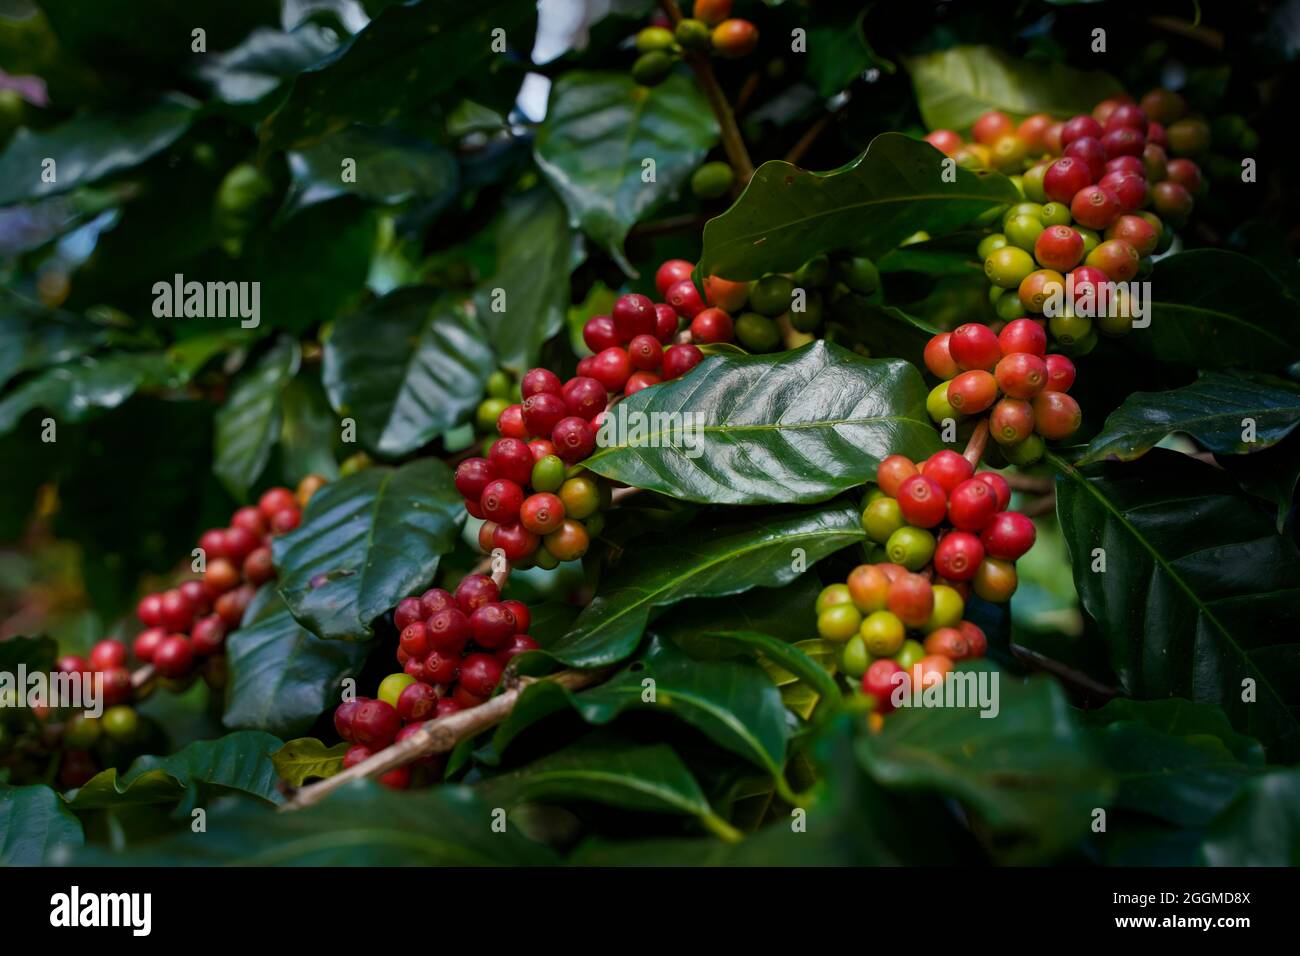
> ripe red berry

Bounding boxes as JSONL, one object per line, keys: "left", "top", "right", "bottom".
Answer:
{"left": 924, "top": 333, "right": 959, "bottom": 380}
{"left": 1106, "top": 103, "right": 1148, "bottom": 134}
{"left": 191, "top": 615, "right": 226, "bottom": 656}
{"left": 489, "top": 437, "right": 534, "bottom": 485}
{"left": 497, "top": 403, "right": 528, "bottom": 439}
{"left": 920, "top": 450, "right": 972, "bottom": 494}
{"left": 1106, "top": 214, "right": 1159, "bottom": 257}
{"left": 948, "top": 323, "right": 1001, "bottom": 371}
{"left": 270, "top": 508, "right": 300, "bottom": 534}
{"left": 521, "top": 368, "right": 562, "bottom": 398}
{"left": 896, "top": 475, "right": 948, "bottom": 528}
{"left": 1034, "top": 225, "right": 1085, "bottom": 272}
{"left": 101, "top": 667, "right": 132, "bottom": 707}
{"left": 179, "top": 580, "right": 211, "bottom": 614}
{"left": 198, "top": 529, "right": 227, "bottom": 561}
{"left": 470, "top": 602, "right": 517, "bottom": 650}
{"left": 627, "top": 334, "right": 663, "bottom": 370}
{"left": 454, "top": 574, "right": 499, "bottom": 614}
{"left": 877, "top": 454, "right": 919, "bottom": 497}
{"left": 689, "top": 307, "right": 733, "bottom": 344}
{"left": 480, "top": 478, "right": 524, "bottom": 524}
{"left": 1151, "top": 181, "right": 1193, "bottom": 225}
{"left": 655, "top": 259, "right": 694, "bottom": 298}
{"left": 522, "top": 392, "right": 568, "bottom": 438}
{"left": 924, "top": 627, "right": 971, "bottom": 660}
{"left": 662, "top": 343, "right": 704, "bottom": 379}
{"left": 435, "top": 697, "right": 462, "bottom": 717}
{"left": 494, "top": 521, "right": 539, "bottom": 562}
{"left": 997, "top": 318, "right": 1048, "bottom": 358}
{"left": 452, "top": 684, "right": 488, "bottom": 709}
{"left": 947, "top": 370, "right": 999, "bottom": 415}
{"left": 934, "top": 531, "right": 985, "bottom": 581}
{"left": 1096, "top": 170, "right": 1145, "bottom": 214}
{"left": 157, "top": 588, "right": 195, "bottom": 632}
{"left": 1070, "top": 185, "right": 1122, "bottom": 230}
{"left": 136, "top": 593, "right": 165, "bottom": 627}
{"left": 342, "top": 744, "right": 372, "bottom": 768}
{"left": 562, "top": 376, "right": 608, "bottom": 421}
{"left": 1105, "top": 155, "right": 1144, "bottom": 177}
{"left": 1032, "top": 390, "right": 1083, "bottom": 439}
{"left": 258, "top": 487, "right": 297, "bottom": 519}
{"left": 214, "top": 584, "right": 254, "bottom": 627}
{"left": 862, "top": 659, "right": 903, "bottom": 713}
{"left": 423, "top": 651, "right": 459, "bottom": 685}
{"left": 625, "top": 371, "right": 661, "bottom": 394}
{"left": 990, "top": 397, "right": 1035, "bottom": 445}
{"left": 653, "top": 303, "right": 679, "bottom": 343}
{"left": 613, "top": 293, "right": 657, "bottom": 341}
{"left": 1100, "top": 126, "right": 1144, "bottom": 159}
{"left": 887, "top": 573, "right": 934, "bottom": 628}
{"left": 976, "top": 472, "right": 1011, "bottom": 511}
{"left": 1043, "top": 157, "right": 1092, "bottom": 203}
{"left": 496, "top": 634, "right": 540, "bottom": 665}
{"left": 458, "top": 653, "right": 504, "bottom": 698}
{"left": 520, "top": 492, "right": 566, "bottom": 535}
{"left": 334, "top": 698, "right": 366, "bottom": 742}
{"left": 995, "top": 352, "right": 1048, "bottom": 399}
{"left": 947, "top": 477, "right": 999, "bottom": 531}
{"left": 972, "top": 110, "right": 1013, "bottom": 145}
{"left": 583, "top": 315, "right": 621, "bottom": 354}
{"left": 477, "top": 520, "right": 498, "bottom": 553}
{"left": 1044, "top": 354, "right": 1076, "bottom": 392}
{"left": 589, "top": 347, "right": 632, "bottom": 392}
{"left": 1063, "top": 136, "right": 1107, "bottom": 181}
{"left": 455, "top": 458, "right": 495, "bottom": 501}
{"left": 223, "top": 526, "right": 258, "bottom": 564}
{"left": 426, "top": 607, "right": 472, "bottom": 654}
{"left": 89, "top": 638, "right": 127, "bottom": 672}
{"left": 153, "top": 635, "right": 195, "bottom": 678}
{"left": 394, "top": 597, "right": 423, "bottom": 631}
{"left": 232, "top": 505, "right": 267, "bottom": 537}
{"left": 501, "top": 599, "right": 531, "bottom": 634}
{"left": 132, "top": 628, "right": 166, "bottom": 663}
{"left": 667, "top": 278, "right": 706, "bottom": 319}
{"left": 981, "top": 511, "right": 1037, "bottom": 560}
{"left": 400, "top": 621, "right": 431, "bottom": 658}
{"left": 1068, "top": 265, "right": 1109, "bottom": 307}
{"left": 552, "top": 416, "right": 597, "bottom": 463}
{"left": 352, "top": 699, "right": 400, "bottom": 749}
{"left": 1086, "top": 238, "right": 1140, "bottom": 282}
{"left": 958, "top": 620, "right": 988, "bottom": 657}
{"left": 1165, "top": 158, "right": 1202, "bottom": 193}
{"left": 397, "top": 682, "right": 438, "bottom": 722}
{"left": 1060, "top": 114, "right": 1103, "bottom": 147}
{"left": 243, "top": 546, "right": 275, "bottom": 586}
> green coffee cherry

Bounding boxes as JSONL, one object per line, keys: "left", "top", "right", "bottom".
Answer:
{"left": 818, "top": 603, "right": 862, "bottom": 641}
{"left": 1004, "top": 214, "right": 1044, "bottom": 251}
{"left": 674, "top": 17, "right": 712, "bottom": 51}
{"left": 788, "top": 291, "right": 823, "bottom": 332}
{"left": 837, "top": 256, "right": 880, "bottom": 295}
{"left": 531, "top": 454, "right": 567, "bottom": 493}
{"left": 894, "top": 639, "right": 926, "bottom": 672}
{"left": 862, "top": 496, "right": 905, "bottom": 543}
{"left": 378, "top": 673, "right": 417, "bottom": 709}
{"left": 476, "top": 397, "right": 509, "bottom": 432}
{"left": 1048, "top": 312, "right": 1092, "bottom": 346}
{"left": 816, "top": 583, "right": 853, "bottom": 614}
{"left": 794, "top": 255, "right": 830, "bottom": 287}
{"left": 1021, "top": 164, "right": 1048, "bottom": 203}
{"left": 215, "top": 163, "right": 274, "bottom": 236}
{"left": 534, "top": 547, "right": 560, "bottom": 570}
{"left": 927, "top": 382, "right": 959, "bottom": 423}
{"left": 102, "top": 705, "right": 140, "bottom": 743}
{"left": 926, "top": 585, "right": 965, "bottom": 631}
{"left": 1003, "top": 433, "right": 1045, "bottom": 466}
{"left": 749, "top": 275, "right": 794, "bottom": 316}
{"left": 735, "top": 312, "right": 780, "bottom": 352}
{"left": 1039, "top": 202, "right": 1072, "bottom": 227}
{"left": 840, "top": 635, "right": 871, "bottom": 678}
{"left": 976, "top": 233, "right": 1008, "bottom": 261}
{"left": 64, "top": 714, "right": 102, "bottom": 748}
{"left": 632, "top": 51, "right": 675, "bottom": 86}
{"left": 486, "top": 370, "right": 513, "bottom": 399}
{"left": 994, "top": 288, "right": 1027, "bottom": 322}
{"left": 859, "top": 610, "right": 905, "bottom": 656}
{"left": 885, "top": 526, "right": 936, "bottom": 571}
{"left": 691, "top": 161, "right": 734, "bottom": 199}
{"left": 636, "top": 25, "right": 676, "bottom": 53}
{"left": 1001, "top": 202, "right": 1044, "bottom": 229}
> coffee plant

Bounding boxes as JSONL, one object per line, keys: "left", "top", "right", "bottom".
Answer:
{"left": 0, "top": 0, "right": 1297, "bottom": 874}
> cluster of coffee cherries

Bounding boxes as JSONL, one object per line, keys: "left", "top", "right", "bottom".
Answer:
{"left": 858, "top": 451, "right": 1036, "bottom": 602}
{"left": 581, "top": 282, "right": 709, "bottom": 388}
{"left": 815, "top": 565, "right": 988, "bottom": 727}
{"left": 924, "top": 320, "right": 1080, "bottom": 466}
{"left": 630, "top": 1, "right": 759, "bottom": 87}
{"left": 331, "top": 574, "right": 536, "bottom": 789}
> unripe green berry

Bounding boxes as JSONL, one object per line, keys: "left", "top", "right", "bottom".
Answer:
{"left": 1049, "top": 312, "right": 1092, "bottom": 346}
{"left": 977, "top": 233, "right": 1008, "bottom": 261}
{"left": 840, "top": 635, "right": 871, "bottom": 678}
{"left": 818, "top": 603, "right": 862, "bottom": 641}
{"left": 102, "top": 705, "right": 140, "bottom": 742}
{"left": 793, "top": 255, "right": 830, "bottom": 287}
{"left": 691, "top": 161, "right": 734, "bottom": 199}
{"left": 788, "top": 291, "right": 824, "bottom": 332}
{"left": 734, "top": 312, "right": 780, "bottom": 351}
{"left": 859, "top": 610, "right": 905, "bottom": 656}
{"left": 749, "top": 274, "right": 794, "bottom": 316}
{"left": 837, "top": 256, "right": 880, "bottom": 295}
{"left": 1039, "top": 202, "right": 1071, "bottom": 227}
{"left": 636, "top": 25, "right": 676, "bottom": 53}
{"left": 476, "top": 397, "right": 509, "bottom": 432}
{"left": 894, "top": 638, "right": 926, "bottom": 672}
{"left": 927, "top": 381, "right": 959, "bottom": 424}
{"left": 531, "top": 454, "right": 567, "bottom": 493}
{"left": 862, "top": 496, "right": 905, "bottom": 543}
{"left": 1003, "top": 433, "right": 1045, "bottom": 466}
{"left": 486, "top": 370, "right": 512, "bottom": 399}
{"left": 886, "top": 525, "right": 936, "bottom": 571}
{"left": 674, "top": 17, "right": 712, "bottom": 51}
{"left": 378, "top": 673, "right": 417, "bottom": 709}
{"left": 926, "top": 585, "right": 965, "bottom": 632}
{"left": 632, "top": 51, "right": 675, "bottom": 86}
{"left": 816, "top": 583, "right": 853, "bottom": 614}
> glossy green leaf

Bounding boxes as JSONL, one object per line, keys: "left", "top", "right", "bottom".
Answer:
{"left": 289, "top": 125, "right": 459, "bottom": 206}
{"left": 322, "top": 287, "right": 495, "bottom": 457}
{"left": 858, "top": 667, "right": 1113, "bottom": 863}
{"left": 272, "top": 737, "right": 348, "bottom": 786}
{"left": 200, "top": 24, "right": 339, "bottom": 107}
{"left": 278, "top": 375, "right": 341, "bottom": 483}
{"left": 271, "top": 458, "right": 465, "bottom": 640}
{"left": 535, "top": 71, "right": 718, "bottom": 272}
{"left": 1221, "top": 429, "right": 1300, "bottom": 533}
{"left": 545, "top": 501, "right": 866, "bottom": 668}
{"left": 262, "top": 0, "right": 536, "bottom": 150}
{"left": 473, "top": 186, "right": 581, "bottom": 374}
{"left": 584, "top": 340, "right": 940, "bottom": 504}
{"left": 907, "top": 44, "right": 1124, "bottom": 130}
{"left": 213, "top": 338, "right": 301, "bottom": 500}
{"left": 1134, "top": 250, "right": 1300, "bottom": 371}
{"left": 1053, "top": 449, "right": 1300, "bottom": 761}
{"left": 0, "top": 784, "right": 84, "bottom": 865}
{"left": 1201, "top": 769, "right": 1300, "bottom": 865}
{"left": 0, "top": 98, "right": 196, "bottom": 204}
{"left": 1080, "top": 371, "right": 1300, "bottom": 465}
{"left": 698, "top": 132, "right": 1017, "bottom": 281}
{"left": 0, "top": 293, "right": 105, "bottom": 391}
{"left": 0, "top": 352, "right": 179, "bottom": 435}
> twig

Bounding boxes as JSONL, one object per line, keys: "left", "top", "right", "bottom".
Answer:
{"left": 1021, "top": 490, "right": 1057, "bottom": 518}
{"left": 629, "top": 213, "right": 709, "bottom": 239}
{"left": 1009, "top": 643, "right": 1118, "bottom": 701}
{"left": 130, "top": 665, "right": 154, "bottom": 690}
{"left": 784, "top": 112, "right": 833, "bottom": 167}
{"left": 1147, "top": 15, "right": 1224, "bottom": 50}
{"left": 281, "top": 667, "right": 610, "bottom": 810}
{"left": 734, "top": 69, "right": 761, "bottom": 113}
{"left": 657, "top": 0, "right": 755, "bottom": 184}
{"left": 1003, "top": 473, "right": 1053, "bottom": 493}
{"left": 962, "top": 420, "right": 990, "bottom": 469}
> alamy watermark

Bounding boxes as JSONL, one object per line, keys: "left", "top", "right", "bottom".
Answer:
{"left": 0, "top": 667, "right": 103, "bottom": 717}
{"left": 1041, "top": 273, "right": 1151, "bottom": 328}
{"left": 596, "top": 402, "right": 706, "bottom": 458}
{"left": 151, "top": 273, "right": 260, "bottom": 328}
{"left": 889, "top": 669, "right": 1000, "bottom": 718}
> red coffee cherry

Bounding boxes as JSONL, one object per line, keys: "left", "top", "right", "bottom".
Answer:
{"left": 896, "top": 475, "right": 948, "bottom": 528}
{"left": 480, "top": 478, "right": 524, "bottom": 524}
{"left": 215, "top": 584, "right": 255, "bottom": 627}
{"left": 625, "top": 371, "right": 661, "bottom": 394}
{"left": 862, "top": 659, "right": 904, "bottom": 713}
{"left": 502, "top": 599, "right": 531, "bottom": 634}
{"left": 981, "top": 511, "right": 1037, "bottom": 560}
{"left": 628, "top": 334, "right": 664, "bottom": 370}
{"left": 948, "top": 323, "right": 1001, "bottom": 371}
{"left": 1032, "top": 390, "right": 1083, "bottom": 439}
{"left": 886, "top": 573, "right": 934, "bottom": 628}
{"left": 655, "top": 259, "right": 694, "bottom": 298}
{"left": 158, "top": 588, "right": 196, "bottom": 632}
{"left": 976, "top": 472, "right": 1012, "bottom": 512}
{"left": 400, "top": 621, "right": 431, "bottom": 659}
{"left": 667, "top": 278, "right": 706, "bottom": 319}
{"left": 397, "top": 682, "right": 438, "bottom": 722}
{"left": 1096, "top": 170, "right": 1145, "bottom": 214}
{"left": 934, "top": 530, "right": 985, "bottom": 581}
{"left": 493, "top": 521, "right": 539, "bottom": 561}
{"left": 243, "top": 546, "right": 275, "bottom": 586}
{"left": 995, "top": 352, "right": 1048, "bottom": 400}
{"left": 653, "top": 303, "right": 679, "bottom": 343}
{"left": 496, "top": 634, "right": 540, "bottom": 666}
{"left": 191, "top": 615, "right": 226, "bottom": 656}
{"left": 198, "top": 529, "right": 228, "bottom": 561}
{"left": 521, "top": 367, "right": 563, "bottom": 398}
{"left": 1100, "top": 126, "right": 1145, "bottom": 159}
{"left": 1044, "top": 354, "right": 1076, "bottom": 392}
{"left": 132, "top": 628, "right": 166, "bottom": 663}
{"left": 435, "top": 697, "right": 463, "bottom": 718}
{"left": 958, "top": 620, "right": 988, "bottom": 657}
{"left": 551, "top": 416, "right": 597, "bottom": 463}
{"left": 1034, "top": 226, "right": 1085, "bottom": 273}
{"left": 458, "top": 653, "right": 504, "bottom": 698}
{"left": 455, "top": 457, "right": 495, "bottom": 501}
{"left": 990, "top": 398, "right": 1036, "bottom": 445}
{"left": 258, "top": 487, "right": 297, "bottom": 519}
{"left": 1043, "top": 157, "right": 1092, "bottom": 203}
{"left": 136, "top": 593, "right": 165, "bottom": 628}
{"left": 1060, "top": 114, "right": 1103, "bottom": 147}
{"left": 584, "top": 315, "right": 621, "bottom": 353}
{"left": 270, "top": 508, "right": 300, "bottom": 534}
{"left": 947, "top": 370, "right": 999, "bottom": 415}
{"left": 1106, "top": 214, "right": 1159, "bottom": 257}
{"left": 522, "top": 392, "right": 569, "bottom": 438}
{"left": 489, "top": 437, "right": 534, "bottom": 485}
{"left": 997, "top": 318, "right": 1048, "bottom": 358}
{"left": 153, "top": 635, "right": 195, "bottom": 678}
{"left": 589, "top": 347, "right": 632, "bottom": 392}
{"left": 352, "top": 699, "right": 400, "bottom": 749}
{"left": 342, "top": 744, "right": 372, "bottom": 768}
{"left": 394, "top": 597, "right": 424, "bottom": 632}
{"left": 1165, "top": 158, "right": 1202, "bottom": 193}
{"left": 924, "top": 333, "right": 960, "bottom": 379}
{"left": 562, "top": 376, "right": 608, "bottom": 421}
{"left": 613, "top": 293, "right": 657, "bottom": 341}
{"left": 89, "top": 639, "right": 127, "bottom": 672}
{"left": 662, "top": 343, "right": 704, "bottom": 379}
{"left": 334, "top": 697, "right": 367, "bottom": 742}
{"left": 1063, "top": 136, "right": 1107, "bottom": 181}
{"left": 423, "top": 651, "right": 459, "bottom": 685}
{"left": 877, "top": 454, "right": 919, "bottom": 497}
{"left": 947, "top": 478, "right": 999, "bottom": 531}
{"left": 924, "top": 627, "right": 971, "bottom": 660}
{"left": 101, "top": 667, "right": 133, "bottom": 707}
{"left": 1070, "top": 185, "right": 1122, "bottom": 230}
{"left": 223, "top": 526, "right": 259, "bottom": 564}
{"left": 520, "top": 492, "right": 566, "bottom": 535}
{"left": 920, "top": 450, "right": 972, "bottom": 494}
{"left": 496, "top": 403, "right": 528, "bottom": 439}
{"left": 232, "top": 505, "right": 267, "bottom": 537}
{"left": 454, "top": 574, "right": 499, "bottom": 614}
{"left": 470, "top": 602, "right": 517, "bottom": 650}
{"left": 1105, "top": 155, "right": 1144, "bottom": 177}
{"left": 689, "top": 307, "right": 733, "bottom": 344}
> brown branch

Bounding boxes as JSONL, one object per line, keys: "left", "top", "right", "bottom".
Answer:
{"left": 734, "top": 69, "right": 761, "bottom": 113}
{"left": 962, "top": 420, "right": 990, "bottom": 469}
{"left": 784, "top": 112, "right": 833, "bottom": 167}
{"left": 1010, "top": 643, "right": 1118, "bottom": 701}
{"left": 629, "top": 213, "right": 709, "bottom": 239}
{"left": 130, "top": 665, "right": 155, "bottom": 690}
{"left": 281, "top": 667, "right": 610, "bottom": 810}
{"left": 657, "top": 0, "right": 755, "bottom": 185}
{"left": 1021, "top": 490, "right": 1057, "bottom": 518}
{"left": 1003, "top": 473, "right": 1053, "bottom": 493}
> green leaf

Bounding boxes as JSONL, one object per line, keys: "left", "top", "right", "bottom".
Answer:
{"left": 224, "top": 596, "right": 370, "bottom": 736}
{"left": 271, "top": 458, "right": 465, "bottom": 640}
{"left": 272, "top": 737, "right": 349, "bottom": 786}
{"left": 278, "top": 375, "right": 341, "bottom": 483}
{"left": 0, "top": 784, "right": 84, "bottom": 865}
{"left": 496, "top": 636, "right": 790, "bottom": 778}
{"left": 0, "top": 634, "right": 57, "bottom": 672}
{"left": 322, "top": 287, "right": 495, "bottom": 457}
{"left": 289, "top": 125, "right": 459, "bottom": 206}
{"left": 0, "top": 292, "right": 106, "bottom": 392}
{"left": 1052, "top": 449, "right": 1300, "bottom": 761}
{"left": 0, "top": 98, "right": 196, "bottom": 204}
{"left": 65, "top": 732, "right": 285, "bottom": 811}
{"left": 213, "top": 338, "right": 301, "bottom": 500}
{"left": 806, "top": 10, "right": 890, "bottom": 97}
{"left": 699, "top": 132, "right": 1017, "bottom": 281}
{"left": 200, "top": 24, "right": 339, "bottom": 107}
{"left": 473, "top": 186, "right": 581, "bottom": 374}
{"left": 1201, "top": 769, "right": 1300, "bottom": 865}
{"left": 1135, "top": 250, "right": 1300, "bottom": 371}
{"left": 907, "top": 44, "right": 1124, "bottom": 130}
{"left": 584, "top": 340, "right": 940, "bottom": 504}
{"left": 1079, "top": 371, "right": 1300, "bottom": 465}
{"left": 1221, "top": 429, "right": 1300, "bottom": 533}
{"left": 261, "top": 0, "right": 537, "bottom": 151}
{"left": 857, "top": 667, "right": 1113, "bottom": 863}
{"left": 0, "top": 352, "right": 179, "bottom": 435}
{"left": 535, "top": 71, "right": 719, "bottom": 272}
{"left": 545, "top": 501, "right": 866, "bottom": 668}
{"left": 70, "top": 782, "right": 557, "bottom": 865}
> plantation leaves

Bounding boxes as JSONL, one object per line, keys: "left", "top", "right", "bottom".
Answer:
{"left": 272, "top": 458, "right": 464, "bottom": 641}
{"left": 0, "top": 785, "right": 83, "bottom": 865}
{"left": 698, "top": 133, "right": 1017, "bottom": 280}
{"left": 213, "top": 338, "right": 301, "bottom": 500}
{"left": 0, "top": 98, "right": 196, "bottom": 204}
{"left": 0, "top": 293, "right": 105, "bottom": 391}
{"left": 289, "top": 125, "right": 459, "bottom": 207}
{"left": 858, "top": 667, "right": 1113, "bottom": 863}
{"left": 544, "top": 501, "right": 866, "bottom": 667}
{"left": 535, "top": 71, "right": 719, "bottom": 272}
{"left": 584, "top": 340, "right": 939, "bottom": 503}
{"left": 322, "top": 287, "right": 495, "bottom": 457}
{"left": 1135, "top": 250, "right": 1300, "bottom": 371}
{"left": 262, "top": 0, "right": 536, "bottom": 150}
{"left": 0, "top": 352, "right": 179, "bottom": 435}
{"left": 272, "top": 738, "right": 348, "bottom": 786}
{"left": 1080, "top": 372, "right": 1300, "bottom": 465}
{"left": 494, "top": 637, "right": 790, "bottom": 777}
{"left": 1053, "top": 450, "right": 1300, "bottom": 761}
{"left": 907, "top": 45, "right": 1124, "bottom": 130}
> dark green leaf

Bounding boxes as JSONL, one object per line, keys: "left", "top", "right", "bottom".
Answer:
{"left": 272, "top": 737, "right": 348, "bottom": 786}
{"left": 535, "top": 71, "right": 718, "bottom": 272}
{"left": 1201, "top": 769, "right": 1300, "bottom": 865}
{"left": 278, "top": 375, "right": 341, "bottom": 483}
{"left": 322, "top": 288, "right": 495, "bottom": 457}
{"left": 907, "top": 44, "right": 1124, "bottom": 130}
{"left": 272, "top": 458, "right": 465, "bottom": 640}
{"left": 1053, "top": 449, "right": 1300, "bottom": 761}
{"left": 1079, "top": 371, "right": 1300, "bottom": 465}
{"left": 0, "top": 353, "right": 179, "bottom": 435}
{"left": 699, "top": 132, "right": 1017, "bottom": 281}
{"left": 0, "top": 634, "right": 57, "bottom": 672}
{"left": 0, "top": 785, "right": 83, "bottom": 865}
{"left": 545, "top": 501, "right": 866, "bottom": 667}
{"left": 584, "top": 340, "right": 940, "bottom": 504}
{"left": 1221, "top": 429, "right": 1300, "bottom": 532}
{"left": 213, "top": 338, "right": 301, "bottom": 500}
{"left": 200, "top": 24, "right": 339, "bottom": 107}
{"left": 0, "top": 293, "right": 106, "bottom": 391}
{"left": 289, "top": 125, "right": 459, "bottom": 206}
